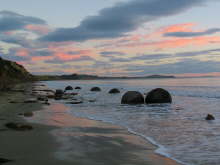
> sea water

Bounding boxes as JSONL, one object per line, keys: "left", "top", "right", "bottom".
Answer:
{"left": 44, "top": 77, "right": 220, "bottom": 165}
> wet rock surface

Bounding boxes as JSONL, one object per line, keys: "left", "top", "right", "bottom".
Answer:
{"left": 121, "top": 91, "right": 144, "bottom": 104}
{"left": 145, "top": 88, "right": 172, "bottom": 104}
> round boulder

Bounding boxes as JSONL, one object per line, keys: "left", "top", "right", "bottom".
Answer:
{"left": 121, "top": 91, "right": 144, "bottom": 104}
{"left": 65, "top": 86, "right": 73, "bottom": 91}
{"left": 90, "top": 87, "right": 101, "bottom": 92}
{"left": 145, "top": 88, "right": 172, "bottom": 104}
{"left": 109, "top": 88, "right": 120, "bottom": 94}
{"left": 75, "top": 86, "right": 81, "bottom": 90}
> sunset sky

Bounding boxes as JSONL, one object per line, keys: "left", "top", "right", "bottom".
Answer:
{"left": 1, "top": 0, "right": 220, "bottom": 76}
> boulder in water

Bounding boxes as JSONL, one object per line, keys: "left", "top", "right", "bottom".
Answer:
{"left": 145, "top": 88, "right": 172, "bottom": 104}
{"left": 109, "top": 88, "right": 120, "bottom": 94}
{"left": 206, "top": 114, "right": 215, "bottom": 120}
{"left": 65, "top": 86, "right": 73, "bottom": 91}
{"left": 75, "top": 86, "right": 81, "bottom": 90}
{"left": 90, "top": 87, "right": 101, "bottom": 92}
{"left": 121, "top": 91, "right": 144, "bottom": 104}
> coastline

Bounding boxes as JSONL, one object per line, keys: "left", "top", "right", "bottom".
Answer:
{"left": 0, "top": 83, "right": 181, "bottom": 165}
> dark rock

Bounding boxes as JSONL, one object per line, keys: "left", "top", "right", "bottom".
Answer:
{"left": 55, "top": 89, "right": 64, "bottom": 95}
{"left": 9, "top": 100, "right": 19, "bottom": 103}
{"left": 65, "top": 86, "right": 73, "bottom": 91}
{"left": 0, "top": 158, "right": 13, "bottom": 164}
{"left": 24, "top": 98, "right": 38, "bottom": 103}
{"left": 23, "top": 112, "right": 34, "bottom": 117}
{"left": 121, "top": 91, "right": 144, "bottom": 104}
{"left": 145, "top": 88, "right": 172, "bottom": 104}
{"left": 5, "top": 122, "right": 33, "bottom": 131}
{"left": 109, "top": 88, "right": 120, "bottom": 94}
{"left": 67, "top": 101, "right": 83, "bottom": 104}
{"left": 88, "top": 99, "right": 96, "bottom": 103}
{"left": 37, "top": 96, "right": 48, "bottom": 102}
{"left": 75, "top": 86, "right": 81, "bottom": 90}
{"left": 55, "top": 89, "right": 64, "bottom": 99}
{"left": 206, "top": 114, "right": 215, "bottom": 120}
{"left": 91, "top": 87, "right": 101, "bottom": 92}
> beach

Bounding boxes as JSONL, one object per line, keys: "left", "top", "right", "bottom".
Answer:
{"left": 0, "top": 83, "right": 180, "bottom": 165}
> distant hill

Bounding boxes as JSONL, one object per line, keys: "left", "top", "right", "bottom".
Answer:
{"left": 36, "top": 73, "right": 175, "bottom": 80}
{"left": 0, "top": 57, "right": 33, "bottom": 90}
{"left": 145, "top": 75, "right": 175, "bottom": 79}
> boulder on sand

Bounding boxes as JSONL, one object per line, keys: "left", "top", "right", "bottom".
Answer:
{"left": 121, "top": 91, "right": 144, "bottom": 104}
{"left": 109, "top": 88, "right": 120, "bottom": 94}
{"left": 90, "top": 87, "right": 101, "bottom": 92}
{"left": 55, "top": 89, "right": 64, "bottom": 100}
{"left": 65, "top": 86, "right": 73, "bottom": 91}
{"left": 145, "top": 88, "right": 172, "bottom": 104}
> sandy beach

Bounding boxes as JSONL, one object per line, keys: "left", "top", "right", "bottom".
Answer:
{"left": 0, "top": 83, "right": 180, "bottom": 165}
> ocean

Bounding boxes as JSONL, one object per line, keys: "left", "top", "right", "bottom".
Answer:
{"left": 42, "top": 77, "right": 220, "bottom": 165}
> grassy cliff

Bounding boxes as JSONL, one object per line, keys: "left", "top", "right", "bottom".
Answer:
{"left": 0, "top": 57, "right": 33, "bottom": 90}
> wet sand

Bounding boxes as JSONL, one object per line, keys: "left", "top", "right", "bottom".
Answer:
{"left": 0, "top": 83, "right": 181, "bottom": 165}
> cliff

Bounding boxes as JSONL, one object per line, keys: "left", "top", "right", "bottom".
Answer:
{"left": 0, "top": 57, "right": 33, "bottom": 90}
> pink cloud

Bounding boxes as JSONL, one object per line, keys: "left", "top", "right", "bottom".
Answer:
{"left": 25, "top": 24, "right": 51, "bottom": 35}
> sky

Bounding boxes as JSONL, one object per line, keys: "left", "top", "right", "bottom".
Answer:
{"left": 1, "top": 0, "right": 220, "bottom": 77}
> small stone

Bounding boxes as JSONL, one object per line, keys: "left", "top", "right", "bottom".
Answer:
{"left": 109, "top": 88, "right": 120, "bottom": 94}
{"left": 206, "top": 114, "right": 215, "bottom": 120}
{"left": 23, "top": 112, "right": 34, "bottom": 117}
{"left": 5, "top": 122, "right": 33, "bottom": 131}
{"left": 65, "top": 86, "right": 73, "bottom": 91}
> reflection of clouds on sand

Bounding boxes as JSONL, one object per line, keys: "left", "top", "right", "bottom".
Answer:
{"left": 30, "top": 102, "right": 179, "bottom": 165}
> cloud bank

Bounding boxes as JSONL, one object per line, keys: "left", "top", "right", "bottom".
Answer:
{"left": 41, "top": 0, "right": 208, "bottom": 42}
{"left": 0, "top": 11, "right": 46, "bottom": 32}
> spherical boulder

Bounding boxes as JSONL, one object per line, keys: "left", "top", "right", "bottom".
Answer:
{"left": 90, "top": 87, "right": 101, "bottom": 92}
{"left": 121, "top": 91, "right": 144, "bottom": 104}
{"left": 109, "top": 88, "right": 120, "bottom": 94}
{"left": 65, "top": 86, "right": 73, "bottom": 91}
{"left": 145, "top": 88, "right": 172, "bottom": 104}
{"left": 206, "top": 114, "right": 215, "bottom": 120}
{"left": 75, "top": 86, "right": 81, "bottom": 90}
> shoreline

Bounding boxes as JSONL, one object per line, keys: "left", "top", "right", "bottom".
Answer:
{"left": 0, "top": 82, "right": 181, "bottom": 165}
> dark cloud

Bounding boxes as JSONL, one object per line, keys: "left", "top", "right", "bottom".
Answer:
{"left": 0, "top": 10, "right": 46, "bottom": 32}
{"left": 32, "top": 50, "right": 52, "bottom": 56}
{"left": 0, "top": 33, "right": 31, "bottom": 47}
{"left": 164, "top": 28, "right": 220, "bottom": 37}
{"left": 41, "top": 0, "right": 208, "bottom": 42}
